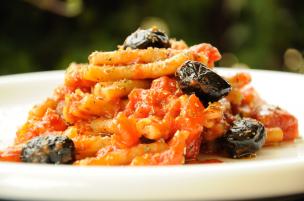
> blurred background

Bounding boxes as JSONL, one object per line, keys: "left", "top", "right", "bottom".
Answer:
{"left": 1, "top": 0, "right": 304, "bottom": 75}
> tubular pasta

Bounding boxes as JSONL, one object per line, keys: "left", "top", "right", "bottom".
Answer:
{"left": 75, "top": 141, "right": 169, "bottom": 166}
{"left": 84, "top": 50, "right": 199, "bottom": 82}
{"left": 93, "top": 79, "right": 150, "bottom": 101}
{"left": 90, "top": 117, "right": 116, "bottom": 134}
{"left": 63, "top": 89, "right": 121, "bottom": 123}
{"left": 73, "top": 135, "right": 112, "bottom": 160}
{"left": 89, "top": 48, "right": 181, "bottom": 66}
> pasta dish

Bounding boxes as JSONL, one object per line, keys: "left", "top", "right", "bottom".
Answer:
{"left": 0, "top": 27, "right": 299, "bottom": 165}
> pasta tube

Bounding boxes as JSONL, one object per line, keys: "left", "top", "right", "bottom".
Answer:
{"left": 84, "top": 50, "right": 199, "bottom": 82}
{"left": 89, "top": 48, "right": 180, "bottom": 66}
{"left": 93, "top": 79, "right": 150, "bottom": 101}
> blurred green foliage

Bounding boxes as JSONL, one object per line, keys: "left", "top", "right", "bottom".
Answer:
{"left": 0, "top": 0, "right": 304, "bottom": 75}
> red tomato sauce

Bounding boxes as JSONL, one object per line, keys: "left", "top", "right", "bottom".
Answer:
{"left": 116, "top": 76, "right": 206, "bottom": 159}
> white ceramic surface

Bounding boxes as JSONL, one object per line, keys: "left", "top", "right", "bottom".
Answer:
{"left": 0, "top": 69, "right": 303, "bottom": 201}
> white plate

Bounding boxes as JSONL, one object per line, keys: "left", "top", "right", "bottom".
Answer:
{"left": 0, "top": 69, "right": 303, "bottom": 201}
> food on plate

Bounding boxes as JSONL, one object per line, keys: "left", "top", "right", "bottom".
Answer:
{"left": 0, "top": 27, "right": 299, "bottom": 165}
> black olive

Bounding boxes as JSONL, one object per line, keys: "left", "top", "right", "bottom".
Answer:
{"left": 21, "top": 135, "right": 75, "bottom": 164}
{"left": 175, "top": 60, "right": 231, "bottom": 106}
{"left": 218, "top": 118, "right": 266, "bottom": 158}
{"left": 122, "top": 27, "right": 170, "bottom": 49}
